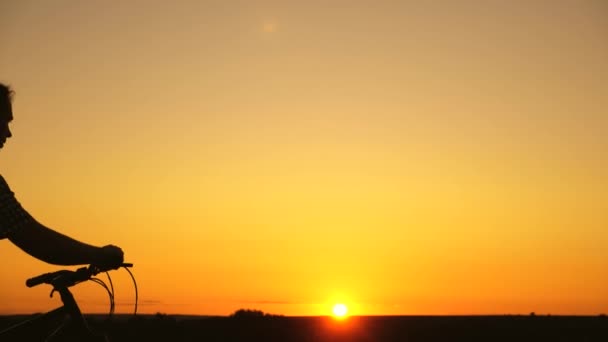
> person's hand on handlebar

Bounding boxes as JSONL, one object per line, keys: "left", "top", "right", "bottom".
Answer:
{"left": 92, "top": 245, "right": 124, "bottom": 269}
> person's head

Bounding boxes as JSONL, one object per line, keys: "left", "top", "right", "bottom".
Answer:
{"left": 0, "top": 83, "right": 14, "bottom": 149}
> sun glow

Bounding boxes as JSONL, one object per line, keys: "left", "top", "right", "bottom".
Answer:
{"left": 332, "top": 303, "right": 348, "bottom": 318}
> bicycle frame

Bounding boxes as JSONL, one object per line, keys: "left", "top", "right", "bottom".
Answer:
{"left": 0, "top": 288, "right": 96, "bottom": 341}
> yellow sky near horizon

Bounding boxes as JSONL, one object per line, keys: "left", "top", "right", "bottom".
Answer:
{"left": 1, "top": 1, "right": 607, "bottom": 316}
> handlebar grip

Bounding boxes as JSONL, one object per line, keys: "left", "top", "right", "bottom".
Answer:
{"left": 26, "top": 272, "right": 55, "bottom": 288}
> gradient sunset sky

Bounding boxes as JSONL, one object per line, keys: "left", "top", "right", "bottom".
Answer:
{"left": 1, "top": 1, "right": 607, "bottom": 316}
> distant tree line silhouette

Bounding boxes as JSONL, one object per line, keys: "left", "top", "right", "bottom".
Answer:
{"left": 230, "top": 309, "right": 283, "bottom": 318}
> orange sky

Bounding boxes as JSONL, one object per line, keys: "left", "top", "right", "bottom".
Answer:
{"left": 1, "top": 1, "right": 607, "bottom": 316}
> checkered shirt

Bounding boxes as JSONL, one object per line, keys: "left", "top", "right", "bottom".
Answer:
{"left": 0, "top": 175, "right": 34, "bottom": 239}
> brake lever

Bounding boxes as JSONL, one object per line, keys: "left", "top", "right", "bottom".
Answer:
{"left": 89, "top": 263, "right": 133, "bottom": 275}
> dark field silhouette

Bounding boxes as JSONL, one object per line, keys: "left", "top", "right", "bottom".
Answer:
{"left": 2, "top": 314, "right": 607, "bottom": 341}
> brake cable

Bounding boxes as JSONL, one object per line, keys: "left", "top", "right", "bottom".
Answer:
{"left": 124, "top": 266, "right": 139, "bottom": 315}
{"left": 86, "top": 265, "right": 139, "bottom": 318}
{"left": 90, "top": 277, "right": 114, "bottom": 315}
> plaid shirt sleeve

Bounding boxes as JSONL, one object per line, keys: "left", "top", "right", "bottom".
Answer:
{"left": 0, "top": 175, "right": 34, "bottom": 239}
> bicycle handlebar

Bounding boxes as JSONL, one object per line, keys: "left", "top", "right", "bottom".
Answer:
{"left": 26, "top": 263, "right": 133, "bottom": 288}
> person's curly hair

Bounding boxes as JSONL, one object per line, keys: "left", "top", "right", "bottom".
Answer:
{"left": 0, "top": 83, "right": 14, "bottom": 114}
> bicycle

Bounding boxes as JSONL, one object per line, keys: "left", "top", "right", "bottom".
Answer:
{"left": 0, "top": 263, "right": 137, "bottom": 342}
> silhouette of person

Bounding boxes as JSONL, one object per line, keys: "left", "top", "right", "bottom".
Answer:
{"left": 0, "top": 82, "right": 123, "bottom": 266}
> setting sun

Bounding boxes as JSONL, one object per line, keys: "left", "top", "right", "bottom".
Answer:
{"left": 332, "top": 304, "right": 348, "bottom": 318}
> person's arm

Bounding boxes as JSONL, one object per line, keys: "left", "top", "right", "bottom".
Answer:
{"left": 8, "top": 220, "right": 121, "bottom": 266}
{"left": 0, "top": 175, "right": 123, "bottom": 266}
